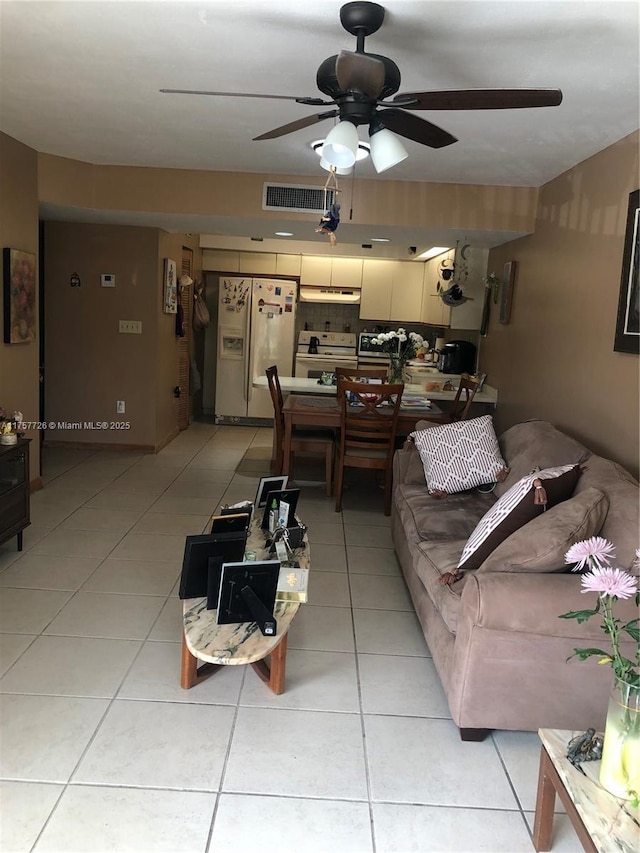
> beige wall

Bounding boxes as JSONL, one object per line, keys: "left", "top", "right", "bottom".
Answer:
{"left": 0, "top": 133, "right": 40, "bottom": 483}
{"left": 481, "top": 131, "right": 639, "bottom": 477}
{"left": 44, "top": 222, "right": 161, "bottom": 448}
{"left": 38, "top": 154, "right": 539, "bottom": 235}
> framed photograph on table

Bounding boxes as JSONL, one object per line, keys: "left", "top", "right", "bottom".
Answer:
{"left": 3, "top": 248, "right": 36, "bottom": 344}
{"left": 255, "top": 475, "right": 288, "bottom": 508}
{"left": 614, "top": 189, "right": 639, "bottom": 354}
{"left": 163, "top": 258, "right": 177, "bottom": 314}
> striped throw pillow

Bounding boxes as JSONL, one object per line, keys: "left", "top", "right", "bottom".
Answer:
{"left": 411, "top": 416, "right": 507, "bottom": 496}
{"left": 457, "top": 464, "right": 582, "bottom": 571}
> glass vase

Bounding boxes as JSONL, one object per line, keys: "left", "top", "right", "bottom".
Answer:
{"left": 388, "top": 355, "right": 406, "bottom": 384}
{"left": 599, "top": 679, "right": 640, "bottom": 800}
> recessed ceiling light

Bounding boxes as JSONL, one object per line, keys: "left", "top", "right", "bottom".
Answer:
{"left": 370, "top": 237, "right": 390, "bottom": 242}
{"left": 416, "top": 246, "right": 451, "bottom": 260}
{"left": 275, "top": 231, "right": 294, "bottom": 237}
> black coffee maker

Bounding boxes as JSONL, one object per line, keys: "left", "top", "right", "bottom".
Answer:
{"left": 438, "top": 340, "right": 476, "bottom": 374}
{"left": 308, "top": 336, "right": 320, "bottom": 354}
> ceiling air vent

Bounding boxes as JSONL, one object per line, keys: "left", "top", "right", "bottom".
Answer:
{"left": 262, "top": 183, "right": 335, "bottom": 214}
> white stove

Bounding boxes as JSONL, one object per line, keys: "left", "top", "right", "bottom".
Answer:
{"left": 294, "top": 330, "right": 358, "bottom": 377}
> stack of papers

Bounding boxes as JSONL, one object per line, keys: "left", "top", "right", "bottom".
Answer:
{"left": 402, "top": 395, "right": 433, "bottom": 408}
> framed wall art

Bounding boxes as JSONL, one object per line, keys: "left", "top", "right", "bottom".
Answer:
{"left": 613, "top": 189, "right": 639, "bottom": 354}
{"left": 3, "top": 248, "right": 36, "bottom": 344}
{"left": 163, "top": 258, "right": 177, "bottom": 314}
{"left": 499, "top": 260, "right": 517, "bottom": 324}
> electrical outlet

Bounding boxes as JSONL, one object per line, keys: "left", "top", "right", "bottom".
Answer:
{"left": 116, "top": 401, "right": 125, "bottom": 414}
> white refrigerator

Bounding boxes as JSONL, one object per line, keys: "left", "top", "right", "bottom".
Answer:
{"left": 215, "top": 277, "right": 297, "bottom": 421}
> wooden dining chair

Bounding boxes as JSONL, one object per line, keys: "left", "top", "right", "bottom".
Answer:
{"left": 265, "top": 365, "right": 334, "bottom": 496}
{"left": 334, "top": 378, "right": 404, "bottom": 516}
{"left": 334, "top": 366, "right": 389, "bottom": 381}
{"left": 421, "top": 373, "right": 480, "bottom": 424}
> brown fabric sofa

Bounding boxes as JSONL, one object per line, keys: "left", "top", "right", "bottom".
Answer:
{"left": 391, "top": 419, "right": 639, "bottom": 740}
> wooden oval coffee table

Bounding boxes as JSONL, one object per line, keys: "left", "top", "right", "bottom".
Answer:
{"left": 180, "top": 519, "right": 308, "bottom": 695}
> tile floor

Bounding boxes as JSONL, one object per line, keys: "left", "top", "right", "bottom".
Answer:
{"left": 0, "top": 424, "right": 583, "bottom": 853}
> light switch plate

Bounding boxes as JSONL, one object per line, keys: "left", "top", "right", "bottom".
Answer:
{"left": 119, "top": 320, "right": 142, "bottom": 334}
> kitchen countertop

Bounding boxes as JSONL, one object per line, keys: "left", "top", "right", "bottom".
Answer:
{"left": 253, "top": 375, "right": 498, "bottom": 405}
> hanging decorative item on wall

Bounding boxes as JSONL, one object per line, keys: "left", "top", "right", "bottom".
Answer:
{"left": 163, "top": 258, "right": 177, "bottom": 314}
{"left": 614, "top": 189, "right": 639, "bottom": 354}
{"left": 499, "top": 261, "right": 517, "bottom": 324}
{"left": 3, "top": 248, "right": 36, "bottom": 344}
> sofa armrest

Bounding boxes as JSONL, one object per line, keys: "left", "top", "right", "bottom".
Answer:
{"left": 459, "top": 572, "right": 638, "bottom": 640}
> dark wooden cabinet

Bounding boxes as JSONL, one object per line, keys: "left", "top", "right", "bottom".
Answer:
{"left": 0, "top": 438, "right": 31, "bottom": 550}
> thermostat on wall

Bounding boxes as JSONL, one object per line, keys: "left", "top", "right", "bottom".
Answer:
{"left": 101, "top": 274, "right": 116, "bottom": 287}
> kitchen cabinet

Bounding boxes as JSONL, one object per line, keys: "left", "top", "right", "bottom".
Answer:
{"left": 360, "top": 259, "right": 395, "bottom": 319}
{"left": 0, "top": 438, "right": 31, "bottom": 550}
{"left": 300, "top": 255, "right": 332, "bottom": 284}
{"left": 360, "top": 259, "right": 424, "bottom": 321}
{"left": 331, "top": 257, "right": 362, "bottom": 288}
{"left": 202, "top": 249, "right": 240, "bottom": 272}
{"left": 239, "top": 252, "right": 276, "bottom": 275}
{"left": 390, "top": 262, "right": 424, "bottom": 321}
{"left": 275, "top": 254, "right": 301, "bottom": 277}
{"left": 420, "top": 247, "right": 488, "bottom": 329}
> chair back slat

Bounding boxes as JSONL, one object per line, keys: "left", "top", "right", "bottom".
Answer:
{"left": 449, "top": 373, "right": 480, "bottom": 421}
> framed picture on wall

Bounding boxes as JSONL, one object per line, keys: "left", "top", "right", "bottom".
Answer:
{"left": 613, "top": 189, "right": 639, "bottom": 354}
{"left": 3, "top": 248, "right": 37, "bottom": 344}
{"left": 163, "top": 258, "right": 177, "bottom": 314}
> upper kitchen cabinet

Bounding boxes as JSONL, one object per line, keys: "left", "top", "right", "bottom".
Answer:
{"left": 360, "top": 259, "right": 395, "bottom": 319}
{"left": 300, "top": 255, "right": 332, "bottom": 284}
{"left": 275, "top": 254, "right": 302, "bottom": 277}
{"left": 420, "top": 247, "right": 489, "bottom": 329}
{"left": 202, "top": 249, "right": 240, "bottom": 273}
{"left": 331, "top": 257, "right": 363, "bottom": 288}
{"left": 239, "top": 252, "right": 277, "bottom": 275}
{"left": 389, "top": 262, "right": 424, "bottom": 322}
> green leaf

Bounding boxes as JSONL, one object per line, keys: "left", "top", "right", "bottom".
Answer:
{"left": 567, "top": 647, "right": 608, "bottom": 662}
{"left": 559, "top": 609, "right": 597, "bottom": 623}
{"left": 624, "top": 623, "right": 640, "bottom": 642}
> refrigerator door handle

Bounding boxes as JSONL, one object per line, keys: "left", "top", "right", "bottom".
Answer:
{"left": 243, "top": 288, "right": 252, "bottom": 403}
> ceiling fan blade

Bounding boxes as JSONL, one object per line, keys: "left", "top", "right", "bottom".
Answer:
{"left": 159, "top": 89, "right": 330, "bottom": 106}
{"left": 377, "top": 109, "right": 457, "bottom": 149}
{"left": 392, "top": 89, "right": 563, "bottom": 110}
{"left": 253, "top": 110, "right": 339, "bottom": 141}
{"left": 335, "top": 51, "right": 385, "bottom": 98}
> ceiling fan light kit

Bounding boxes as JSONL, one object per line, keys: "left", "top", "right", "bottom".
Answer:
{"left": 321, "top": 120, "right": 360, "bottom": 168}
{"left": 162, "top": 1, "right": 562, "bottom": 175}
{"left": 369, "top": 124, "right": 408, "bottom": 173}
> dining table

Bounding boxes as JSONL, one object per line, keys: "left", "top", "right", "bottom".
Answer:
{"left": 281, "top": 392, "right": 443, "bottom": 478}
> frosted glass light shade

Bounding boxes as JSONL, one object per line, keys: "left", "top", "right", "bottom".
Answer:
{"left": 370, "top": 127, "right": 408, "bottom": 173}
{"left": 319, "top": 156, "right": 353, "bottom": 175}
{"left": 322, "top": 121, "right": 359, "bottom": 168}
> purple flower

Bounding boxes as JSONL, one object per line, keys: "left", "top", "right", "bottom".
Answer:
{"left": 565, "top": 536, "right": 616, "bottom": 571}
{"left": 580, "top": 567, "right": 638, "bottom": 600}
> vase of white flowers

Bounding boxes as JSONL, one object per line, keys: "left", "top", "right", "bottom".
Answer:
{"left": 560, "top": 537, "right": 640, "bottom": 802}
{"left": 370, "top": 329, "right": 425, "bottom": 384}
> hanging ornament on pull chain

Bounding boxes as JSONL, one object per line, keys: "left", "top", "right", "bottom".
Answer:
{"left": 315, "top": 166, "right": 341, "bottom": 247}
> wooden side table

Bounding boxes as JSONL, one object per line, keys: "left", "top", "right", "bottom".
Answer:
{"left": 534, "top": 728, "right": 639, "bottom": 853}
{"left": 0, "top": 438, "right": 31, "bottom": 550}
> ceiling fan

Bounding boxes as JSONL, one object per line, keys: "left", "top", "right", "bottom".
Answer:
{"left": 160, "top": 1, "right": 562, "bottom": 171}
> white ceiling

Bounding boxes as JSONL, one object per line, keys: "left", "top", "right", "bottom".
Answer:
{"left": 2, "top": 0, "right": 638, "bottom": 256}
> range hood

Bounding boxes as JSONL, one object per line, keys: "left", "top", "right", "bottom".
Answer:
{"left": 299, "top": 285, "right": 361, "bottom": 304}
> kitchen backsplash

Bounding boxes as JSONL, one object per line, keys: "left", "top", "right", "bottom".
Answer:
{"left": 295, "top": 302, "right": 478, "bottom": 351}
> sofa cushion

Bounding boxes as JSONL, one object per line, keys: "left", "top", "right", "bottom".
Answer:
{"left": 411, "top": 415, "right": 507, "bottom": 495}
{"left": 414, "top": 539, "right": 469, "bottom": 633}
{"left": 495, "top": 420, "right": 590, "bottom": 498}
{"left": 458, "top": 464, "right": 582, "bottom": 570}
{"left": 477, "top": 486, "right": 609, "bottom": 573}
{"left": 394, "top": 483, "right": 496, "bottom": 546}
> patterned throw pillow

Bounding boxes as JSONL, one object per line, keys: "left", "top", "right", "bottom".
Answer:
{"left": 410, "top": 416, "right": 507, "bottom": 496}
{"left": 457, "top": 464, "right": 582, "bottom": 571}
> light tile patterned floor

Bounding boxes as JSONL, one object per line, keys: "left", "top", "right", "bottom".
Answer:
{"left": 0, "top": 424, "right": 583, "bottom": 853}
